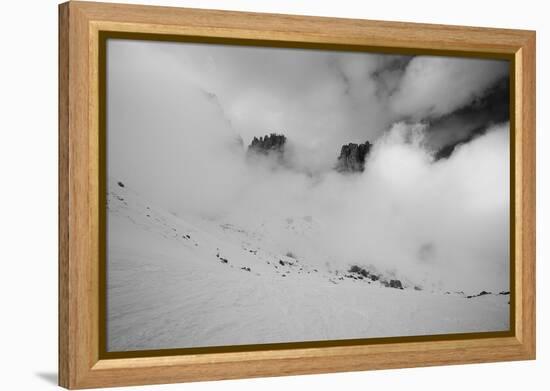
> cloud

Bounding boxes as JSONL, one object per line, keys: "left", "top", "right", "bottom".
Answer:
{"left": 107, "top": 41, "right": 248, "bottom": 216}
{"left": 108, "top": 40, "right": 509, "bottom": 173}
{"left": 354, "top": 122, "right": 509, "bottom": 292}
{"left": 107, "top": 39, "right": 510, "bottom": 294}
{"left": 390, "top": 56, "right": 509, "bottom": 119}
{"left": 196, "top": 122, "right": 510, "bottom": 294}
{"left": 426, "top": 76, "right": 510, "bottom": 154}
{"left": 108, "top": 40, "right": 417, "bottom": 173}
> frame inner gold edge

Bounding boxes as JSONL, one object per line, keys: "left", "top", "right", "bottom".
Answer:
{"left": 92, "top": 25, "right": 518, "bottom": 361}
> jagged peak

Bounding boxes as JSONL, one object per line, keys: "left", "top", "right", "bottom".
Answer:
{"left": 247, "top": 133, "right": 287, "bottom": 158}
{"left": 335, "top": 140, "right": 372, "bottom": 173}
{"left": 249, "top": 133, "right": 286, "bottom": 152}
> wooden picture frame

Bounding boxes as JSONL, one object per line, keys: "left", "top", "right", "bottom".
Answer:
{"left": 59, "top": 1, "right": 536, "bottom": 389}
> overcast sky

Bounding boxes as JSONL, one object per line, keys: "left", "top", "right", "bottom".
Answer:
{"left": 107, "top": 39, "right": 508, "bottom": 171}
{"left": 106, "top": 39, "right": 510, "bottom": 292}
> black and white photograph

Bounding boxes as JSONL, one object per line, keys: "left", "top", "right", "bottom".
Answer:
{"left": 105, "top": 39, "right": 511, "bottom": 352}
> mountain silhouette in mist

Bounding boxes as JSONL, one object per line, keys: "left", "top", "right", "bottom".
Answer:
{"left": 335, "top": 141, "right": 373, "bottom": 173}
{"left": 246, "top": 133, "right": 373, "bottom": 173}
{"left": 247, "top": 133, "right": 287, "bottom": 156}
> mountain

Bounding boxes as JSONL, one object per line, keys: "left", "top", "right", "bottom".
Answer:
{"left": 246, "top": 133, "right": 373, "bottom": 174}
{"left": 106, "top": 178, "right": 510, "bottom": 352}
{"left": 335, "top": 141, "right": 373, "bottom": 173}
{"left": 247, "top": 133, "right": 286, "bottom": 156}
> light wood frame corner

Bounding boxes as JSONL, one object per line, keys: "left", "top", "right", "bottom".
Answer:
{"left": 59, "top": 1, "right": 536, "bottom": 389}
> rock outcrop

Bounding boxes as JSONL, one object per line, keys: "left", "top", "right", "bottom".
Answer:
{"left": 246, "top": 134, "right": 374, "bottom": 173}
{"left": 347, "top": 265, "right": 404, "bottom": 289}
{"left": 335, "top": 141, "right": 372, "bottom": 173}
{"left": 247, "top": 133, "right": 286, "bottom": 157}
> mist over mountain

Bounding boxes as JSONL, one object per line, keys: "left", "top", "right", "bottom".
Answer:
{"left": 248, "top": 133, "right": 287, "bottom": 155}
{"left": 106, "top": 40, "right": 511, "bottom": 350}
{"left": 247, "top": 133, "right": 375, "bottom": 174}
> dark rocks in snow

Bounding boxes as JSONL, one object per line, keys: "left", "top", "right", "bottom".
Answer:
{"left": 336, "top": 141, "right": 372, "bottom": 173}
{"left": 466, "top": 290, "right": 493, "bottom": 299}
{"left": 389, "top": 280, "right": 404, "bottom": 289}
{"left": 478, "top": 290, "right": 491, "bottom": 296}
{"left": 348, "top": 265, "right": 372, "bottom": 279}
{"left": 380, "top": 279, "right": 403, "bottom": 289}
{"left": 499, "top": 291, "right": 510, "bottom": 295}
{"left": 348, "top": 265, "right": 404, "bottom": 288}
{"left": 349, "top": 265, "right": 363, "bottom": 274}
{"left": 117, "top": 181, "right": 125, "bottom": 188}
{"left": 216, "top": 250, "right": 229, "bottom": 264}
{"left": 348, "top": 265, "right": 380, "bottom": 281}
{"left": 241, "top": 267, "right": 251, "bottom": 272}
{"left": 247, "top": 133, "right": 286, "bottom": 157}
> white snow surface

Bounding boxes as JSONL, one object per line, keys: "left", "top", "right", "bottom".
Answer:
{"left": 107, "top": 179, "right": 509, "bottom": 352}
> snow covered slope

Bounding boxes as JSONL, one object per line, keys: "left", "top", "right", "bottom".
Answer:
{"left": 106, "top": 179, "right": 509, "bottom": 352}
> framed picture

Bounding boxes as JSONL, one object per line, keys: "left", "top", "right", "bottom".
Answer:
{"left": 58, "top": 1, "right": 536, "bottom": 389}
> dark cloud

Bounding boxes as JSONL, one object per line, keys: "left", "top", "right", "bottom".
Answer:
{"left": 371, "top": 55, "right": 413, "bottom": 99}
{"left": 390, "top": 56, "right": 509, "bottom": 120}
{"left": 429, "top": 76, "right": 509, "bottom": 159}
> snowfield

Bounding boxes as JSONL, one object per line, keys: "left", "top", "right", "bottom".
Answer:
{"left": 106, "top": 179, "right": 509, "bottom": 352}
